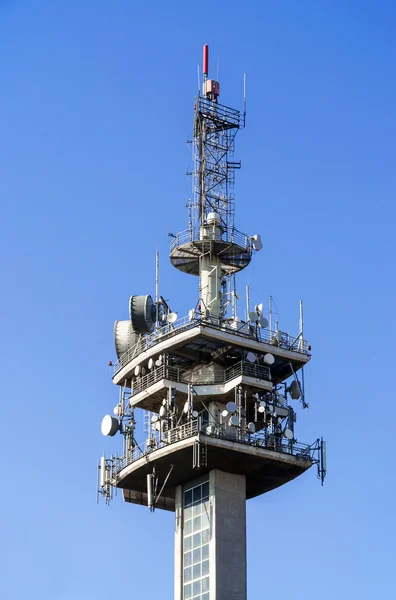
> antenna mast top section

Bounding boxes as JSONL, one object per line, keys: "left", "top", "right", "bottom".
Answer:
{"left": 170, "top": 45, "right": 254, "bottom": 281}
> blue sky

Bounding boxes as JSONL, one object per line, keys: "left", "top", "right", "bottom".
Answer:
{"left": 1, "top": 1, "right": 395, "bottom": 598}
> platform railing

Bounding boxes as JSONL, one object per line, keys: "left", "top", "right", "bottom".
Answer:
{"left": 129, "top": 360, "right": 271, "bottom": 398}
{"left": 113, "top": 315, "right": 310, "bottom": 376}
{"left": 169, "top": 225, "right": 250, "bottom": 253}
{"left": 112, "top": 420, "right": 317, "bottom": 479}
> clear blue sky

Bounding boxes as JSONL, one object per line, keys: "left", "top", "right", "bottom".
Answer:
{"left": 1, "top": 1, "right": 395, "bottom": 598}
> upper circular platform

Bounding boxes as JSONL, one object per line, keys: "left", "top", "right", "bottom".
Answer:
{"left": 170, "top": 226, "right": 253, "bottom": 275}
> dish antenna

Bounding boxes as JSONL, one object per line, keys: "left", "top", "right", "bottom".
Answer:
{"left": 248, "top": 311, "right": 259, "bottom": 322}
{"left": 101, "top": 415, "right": 119, "bottom": 437}
{"left": 246, "top": 351, "right": 256, "bottom": 363}
{"left": 258, "top": 405, "right": 265, "bottom": 413}
{"left": 114, "top": 320, "right": 139, "bottom": 359}
{"left": 221, "top": 409, "right": 229, "bottom": 418}
{"left": 258, "top": 317, "right": 268, "bottom": 328}
{"left": 192, "top": 410, "right": 199, "bottom": 418}
{"left": 159, "top": 406, "right": 166, "bottom": 418}
{"left": 148, "top": 358, "right": 154, "bottom": 370}
{"left": 188, "top": 309, "right": 195, "bottom": 321}
{"left": 183, "top": 401, "right": 189, "bottom": 414}
{"left": 155, "top": 356, "right": 163, "bottom": 367}
{"left": 134, "top": 365, "right": 141, "bottom": 376}
{"left": 230, "top": 415, "right": 239, "bottom": 426}
{"left": 247, "top": 422, "right": 256, "bottom": 433}
{"left": 284, "top": 428, "right": 294, "bottom": 440}
{"left": 167, "top": 312, "right": 178, "bottom": 324}
{"left": 251, "top": 234, "right": 263, "bottom": 251}
{"left": 226, "top": 401, "right": 237, "bottom": 413}
{"left": 255, "top": 303, "right": 263, "bottom": 316}
{"left": 113, "top": 404, "right": 122, "bottom": 416}
{"left": 263, "top": 353, "right": 275, "bottom": 365}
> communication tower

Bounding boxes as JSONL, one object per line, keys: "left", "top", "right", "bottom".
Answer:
{"left": 98, "top": 45, "right": 326, "bottom": 600}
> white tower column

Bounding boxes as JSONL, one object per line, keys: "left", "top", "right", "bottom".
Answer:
{"left": 199, "top": 255, "right": 222, "bottom": 318}
{"left": 175, "top": 470, "right": 247, "bottom": 600}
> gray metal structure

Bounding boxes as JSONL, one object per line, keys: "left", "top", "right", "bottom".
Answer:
{"left": 98, "top": 45, "right": 326, "bottom": 600}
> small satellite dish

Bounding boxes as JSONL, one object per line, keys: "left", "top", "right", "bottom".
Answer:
{"left": 226, "top": 401, "right": 237, "bottom": 413}
{"left": 162, "top": 398, "right": 166, "bottom": 406}
{"left": 155, "top": 358, "right": 163, "bottom": 367}
{"left": 221, "top": 409, "right": 228, "bottom": 418}
{"left": 183, "top": 401, "right": 189, "bottom": 414}
{"left": 248, "top": 311, "right": 259, "bottom": 322}
{"left": 151, "top": 414, "right": 159, "bottom": 423}
{"left": 192, "top": 410, "right": 199, "bottom": 418}
{"left": 167, "top": 312, "right": 178, "bottom": 324}
{"left": 134, "top": 365, "right": 141, "bottom": 376}
{"left": 259, "top": 400, "right": 266, "bottom": 408}
{"left": 229, "top": 415, "right": 239, "bottom": 426}
{"left": 101, "top": 415, "right": 119, "bottom": 437}
{"left": 258, "top": 405, "right": 265, "bottom": 413}
{"left": 273, "top": 411, "right": 277, "bottom": 418}
{"left": 246, "top": 351, "right": 256, "bottom": 363}
{"left": 263, "top": 353, "right": 275, "bottom": 365}
{"left": 159, "top": 406, "right": 166, "bottom": 418}
{"left": 252, "top": 234, "right": 263, "bottom": 251}
{"left": 267, "top": 404, "right": 273, "bottom": 413}
{"left": 148, "top": 358, "right": 154, "bottom": 370}
{"left": 248, "top": 422, "right": 256, "bottom": 433}
{"left": 277, "top": 417, "right": 282, "bottom": 424}
{"left": 258, "top": 317, "right": 269, "bottom": 328}
{"left": 289, "top": 380, "right": 301, "bottom": 400}
{"left": 113, "top": 405, "right": 122, "bottom": 416}
{"left": 188, "top": 309, "right": 195, "bottom": 321}
{"left": 154, "top": 421, "right": 161, "bottom": 431}
{"left": 284, "top": 428, "right": 294, "bottom": 440}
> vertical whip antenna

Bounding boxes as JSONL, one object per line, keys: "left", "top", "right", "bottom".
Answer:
{"left": 203, "top": 44, "right": 209, "bottom": 78}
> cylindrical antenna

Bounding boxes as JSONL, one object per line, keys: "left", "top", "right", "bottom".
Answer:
{"left": 269, "top": 295, "right": 273, "bottom": 332}
{"left": 203, "top": 44, "right": 209, "bottom": 77}
{"left": 299, "top": 299, "right": 303, "bottom": 351}
{"left": 147, "top": 473, "right": 154, "bottom": 509}
{"left": 245, "top": 285, "right": 250, "bottom": 322}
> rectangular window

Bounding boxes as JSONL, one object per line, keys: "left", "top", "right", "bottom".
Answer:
{"left": 183, "top": 481, "right": 210, "bottom": 600}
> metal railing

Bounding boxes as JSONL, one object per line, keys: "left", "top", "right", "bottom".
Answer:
{"left": 129, "top": 360, "right": 271, "bottom": 398}
{"left": 169, "top": 225, "right": 250, "bottom": 253}
{"left": 113, "top": 315, "right": 310, "bottom": 376}
{"left": 111, "top": 420, "right": 317, "bottom": 480}
{"left": 197, "top": 96, "right": 241, "bottom": 127}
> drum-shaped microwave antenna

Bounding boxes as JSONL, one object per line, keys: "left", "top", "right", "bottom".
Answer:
{"left": 114, "top": 320, "right": 139, "bottom": 359}
{"left": 148, "top": 358, "right": 154, "bottom": 370}
{"left": 226, "top": 401, "right": 237, "bottom": 413}
{"left": 129, "top": 295, "right": 156, "bottom": 334}
{"left": 248, "top": 311, "right": 259, "bottom": 322}
{"left": 247, "top": 422, "right": 256, "bottom": 433}
{"left": 167, "top": 312, "right": 178, "bottom": 324}
{"left": 101, "top": 415, "right": 119, "bottom": 437}
{"left": 252, "top": 234, "right": 263, "bottom": 251}
{"left": 258, "top": 317, "right": 269, "bottom": 328}
{"left": 230, "top": 415, "right": 239, "bottom": 426}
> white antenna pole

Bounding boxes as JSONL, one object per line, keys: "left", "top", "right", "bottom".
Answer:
{"left": 197, "top": 65, "right": 201, "bottom": 93}
{"left": 155, "top": 250, "right": 159, "bottom": 326}
{"left": 299, "top": 299, "right": 304, "bottom": 351}
{"left": 269, "top": 295, "right": 273, "bottom": 332}
{"left": 245, "top": 285, "right": 250, "bottom": 321}
{"left": 243, "top": 73, "right": 247, "bottom": 125}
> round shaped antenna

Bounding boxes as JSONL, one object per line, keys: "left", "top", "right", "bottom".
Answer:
{"left": 101, "top": 415, "right": 119, "bottom": 437}
{"left": 188, "top": 309, "right": 195, "bottom": 321}
{"left": 148, "top": 358, "right": 154, "bottom": 370}
{"left": 258, "top": 406, "right": 265, "bottom": 413}
{"left": 113, "top": 404, "right": 122, "bottom": 416}
{"left": 159, "top": 406, "right": 166, "bottom": 418}
{"left": 151, "top": 414, "right": 159, "bottom": 423}
{"left": 263, "top": 353, "right": 275, "bottom": 365}
{"left": 134, "top": 365, "right": 141, "bottom": 376}
{"left": 258, "top": 317, "right": 269, "bottom": 328}
{"left": 226, "top": 401, "right": 237, "bottom": 413}
{"left": 259, "top": 400, "right": 266, "bottom": 408}
{"left": 192, "top": 410, "right": 199, "bottom": 418}
{"left": 289, "top": 380, "right": 301, "bottom": 400}
{"left": 167, "top": 312, "right": 178, "bottom": 324}
{"left": 155, "top": 356, "right": 163, "bottom": 367}
{"left": 248, "top": 422, "right": 256, "bottom": 433}
{"left": 284, "top": 428, "right": 294, "bottom": 440}
{"left": 183, "top": 401, "right": 189, "bottom": 414}
{"left": 129, "top": 295, "right": 155, "bottom": 334}
{"left": 114, "top": 320, "right": 139, "bottom": 359}
{"left": 221, "top": 409, "right": 229, "bottom": 418}
{"left": 230, "top": 415, "right": 239, "bottom": 426}
{"left": 248, "top": 311, "right": 259, "bottom": 322}
{"left": 246, "top": 351, "right": 256, "bottom": 363}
